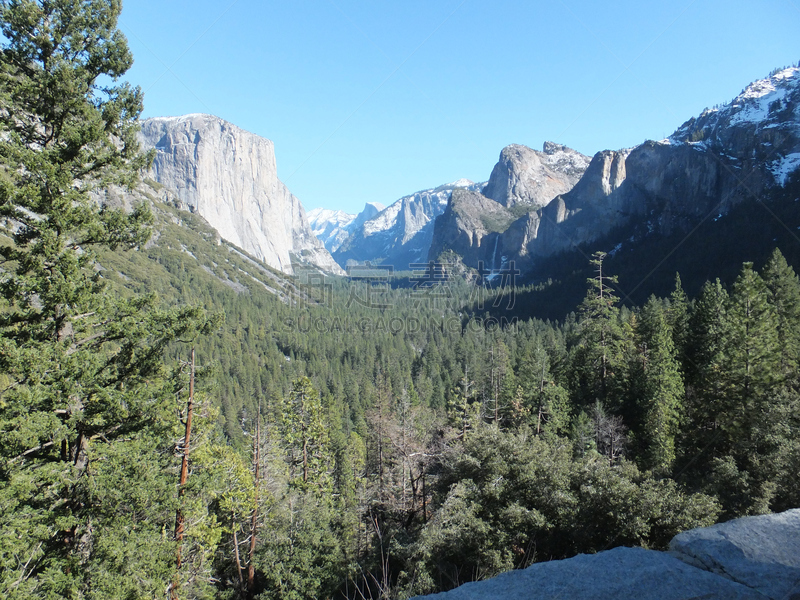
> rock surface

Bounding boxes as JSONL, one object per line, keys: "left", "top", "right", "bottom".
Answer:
{"left": 427, "top": 189, "right": 515, "bottom": 269}
{"left": 307, "top": 202, "right": 384, "bottom": 254}
{"left": 333, "top": 180, "right": 485, "bottom": 269}
{"left": 483, "top": 142, "right": 590, "bottom": 209}
{"left": 414, "top": 547, "right": 767, "bottom": 600}
{"left": 139, "top": 114, "right": 343, "bottom": 275}
{"left": 670, "top": 509, "right": 800, "bottom": 600}
{"left": 429, "top": 67, "right": 800, "bottom": 276}
{"left": 413, "top": 509, "right": 800, "bottom": 600}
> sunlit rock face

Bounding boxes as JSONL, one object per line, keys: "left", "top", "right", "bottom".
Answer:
{"left": 140, "top": 114, "right": 343, "bottom": 275}
{"left": 483, "top": 142, "right": 591, "bottom": 209}
{"left": 412, "top": 508, "right": 800, "bottom": 600}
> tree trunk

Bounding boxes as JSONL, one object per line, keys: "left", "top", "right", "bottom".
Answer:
{"left": 232, "top": 519, "right": 244, "bottom": 590}
{"left": 171, "top": 348, "right": 195, "bottom": 600}
{"left": 247, "top": 409, "right": 261, "bottom": 597}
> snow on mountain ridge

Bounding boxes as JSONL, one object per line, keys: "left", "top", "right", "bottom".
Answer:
{"left": 739, "top": 66, "right": 799, "bottom": 100}
{"left": 361, "top": 180, "right": 482, "bottom": 237}
{"left": 308, "top": 203, "right": 384, "bottom": 253}
{"left": 308, "top": 208, "right": 356, "bottom": 232}
{"left": 332, "top": 179, "right": 486, "bottom": 268}
{"left": 661, "top": 66, "right": 800, "bottom": 187}
{"left": 669, "top": 67, "right": 800, "bottom": 140}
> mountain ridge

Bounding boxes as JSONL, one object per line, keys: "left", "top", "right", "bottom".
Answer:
{"left": 428, "top": 66, "right": 800, "bottom": 287}
{"left": 330, "top": 180, "right": 487, "bottom": 270}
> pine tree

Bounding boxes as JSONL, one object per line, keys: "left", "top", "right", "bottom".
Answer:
{"left": 281, "top": 377, "right": 333, "bottom": 495}
{"left": 0, "top": 2, "right": 212, "bottom": 596}
{"left": 720, "top": 263, "right": 779, "bottom": 448}
{"left": 633, "top": 297, "right": 684, "bottom": 473}
{"left": 679, "top": 278, "right": 729, "bottom": 468}
{"left": 569, "top": 252, "right": 631, "bottom": 411}
{"left": 712, "top": 263, "right": 781, "bottom": 514}
{"left": 761, "top": 249, "right": 800, "bottom": 384}
{"left": 666, "top": 274, "right": 690, "bottom": 373}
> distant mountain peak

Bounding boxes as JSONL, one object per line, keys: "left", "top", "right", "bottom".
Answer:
{"left": 307, "top": 202, "right": 386, "bottom": 254}
{"left": 447, "top": 178, "right": 475, "bottom": 188}
{"left": 483, "top": 142, "right": 591, "bottom": 209}
{"left": 668, "top": 66, "right": 800, "bottom": 145}
{"left": 329, "top": 180, "right": 486, "bottom": 268}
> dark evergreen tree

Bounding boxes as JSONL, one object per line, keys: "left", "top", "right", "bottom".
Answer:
{"left": 632, "top": 297, "right": 684, "bottom": 473}
{"left": 280, "top": 377, "right": 332, "bottom": 494}
{"left": 678, "top": 278, "right": 729, "bottom": 476}
{"left": 0, "top": 2, "right": 212, "bottom": 596}
{"left": 568, "top": 252, "right": 632, "bottom": 412}
{"left": 761, "top": 248, "right": 800, "bottom": 384}
{"left": 666, "top": 274, "right": 690, "bottom": 373}
{"left": 719, "top": 263, "right": 779, "bottom": 448}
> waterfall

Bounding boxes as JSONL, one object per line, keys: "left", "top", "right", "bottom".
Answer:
{"left": 491, "top": 236, "right": 499, "bottom": 272}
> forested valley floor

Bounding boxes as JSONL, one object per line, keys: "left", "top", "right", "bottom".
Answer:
{"left": 2, "top": 2, "right": 800, "bottom": 599}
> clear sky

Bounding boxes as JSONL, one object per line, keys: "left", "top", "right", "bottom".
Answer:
{"left": 119, "top": 0, "right": 800, "bottom": 215}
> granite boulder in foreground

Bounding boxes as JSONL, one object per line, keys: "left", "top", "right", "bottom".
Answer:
{"left": 670, "top": 509, "right": 800, "bottom": 600}
{"left": 413, "top": 509, "right": 800, "bottom": 600}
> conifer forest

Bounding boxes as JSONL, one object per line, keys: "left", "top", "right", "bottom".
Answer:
{"left": 1, "top": 2, "right": 799, "bottom": 599}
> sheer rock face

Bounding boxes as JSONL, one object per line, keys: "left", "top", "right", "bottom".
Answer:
{"left": 430, "top": 68, "right": 800, "bottom": 274}
{"left": 333, "top": 180, "right": 485, "bottom": 269}
{"left": 412, "top": 508, "right": 800, "bottom": 600}
{"left": 483, "top": 142, "right": 591, "bottom": 209}
{"left": 139, "top": 114, "right": 343, "bottom": 275}
{"left": 427, "top": 189, "right": 515, "bottom": 268}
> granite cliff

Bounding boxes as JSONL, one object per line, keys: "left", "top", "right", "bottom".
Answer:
{"left": 483, "top": 142, "right": 590, "bottom": 209}
{"left": 139, "top": 114, "right": 343, "bottom": 275}
{"left": 332, "top": 179, "right": 485, "bottom": 270}
{"left": 429, "top": 67, "right": 800, "bottom": 278}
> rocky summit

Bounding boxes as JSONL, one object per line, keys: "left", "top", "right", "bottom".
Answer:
{"left": 483, "top": 142, "right": 591, "bottom": 209}
{"left": 412, "top": 509, "right": 800, "bottom": 600}
{"left": 428, "top": 67, "right": 800, "bottom": 280}
{"left": 139, "top": 114, "right": 343, "bottom": 275}
{"left": 331, "top": 180, "right": 485, "bottom": 270}
{"left": 307, "top": 203, "right": 384, "bottom": 254}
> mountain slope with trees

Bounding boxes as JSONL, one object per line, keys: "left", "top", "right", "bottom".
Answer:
{"left": 1, "top": 3, "right": 799, "bottom": 600}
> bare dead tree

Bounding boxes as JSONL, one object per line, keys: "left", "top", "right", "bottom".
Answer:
{"left": 592, "top": 401, "right": 627, "bottom": 465}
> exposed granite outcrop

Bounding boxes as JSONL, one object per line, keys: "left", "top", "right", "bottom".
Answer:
{"left": 413, "top": 509, "right": 800, "bottom": 600}
{"left": 670, "top": 509, "right": 800, "bottom": 600}
{"left": 427, "top": 189, "right": 515, "bottom": 269}
{"left": 139, "top": 114, "right": 343, "bottom": 275}
{"left": 483, "top": 142, "right": 590, "bottom": 209}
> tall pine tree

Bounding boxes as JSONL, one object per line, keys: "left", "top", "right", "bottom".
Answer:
{"left": 632, "top": 297, "right": 684, "bottom": 474}
{"left": 0, "top": 2, "right": 212, "bottom": 596}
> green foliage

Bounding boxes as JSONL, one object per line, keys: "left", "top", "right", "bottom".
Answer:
{"left": 254, "top": 498, "right": 347, "bottom": 600}
{"left": 1, "top": 6, "right": 797, "bottom": 591}
{"left": 631, "top": 297, "right": 684, "bottom": 473}
{"left": 568, "top": 252, "right": 633, "bottom": 410}
{"left": 0, "top": 2, "right": 215, "bottom": 596}
{"left": 403, "top": 425, "right": 719, "bottom": 596}
{"left": 278, "top": 377, "right": 333, "bottom": 494}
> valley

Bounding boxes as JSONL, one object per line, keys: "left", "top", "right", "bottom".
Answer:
{"left": 1, "top": 3, "right": 799, "bottom": 598}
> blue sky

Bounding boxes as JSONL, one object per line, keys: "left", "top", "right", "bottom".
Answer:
{"left": 119, "top": 0, "right": 800, "bottom": 215}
